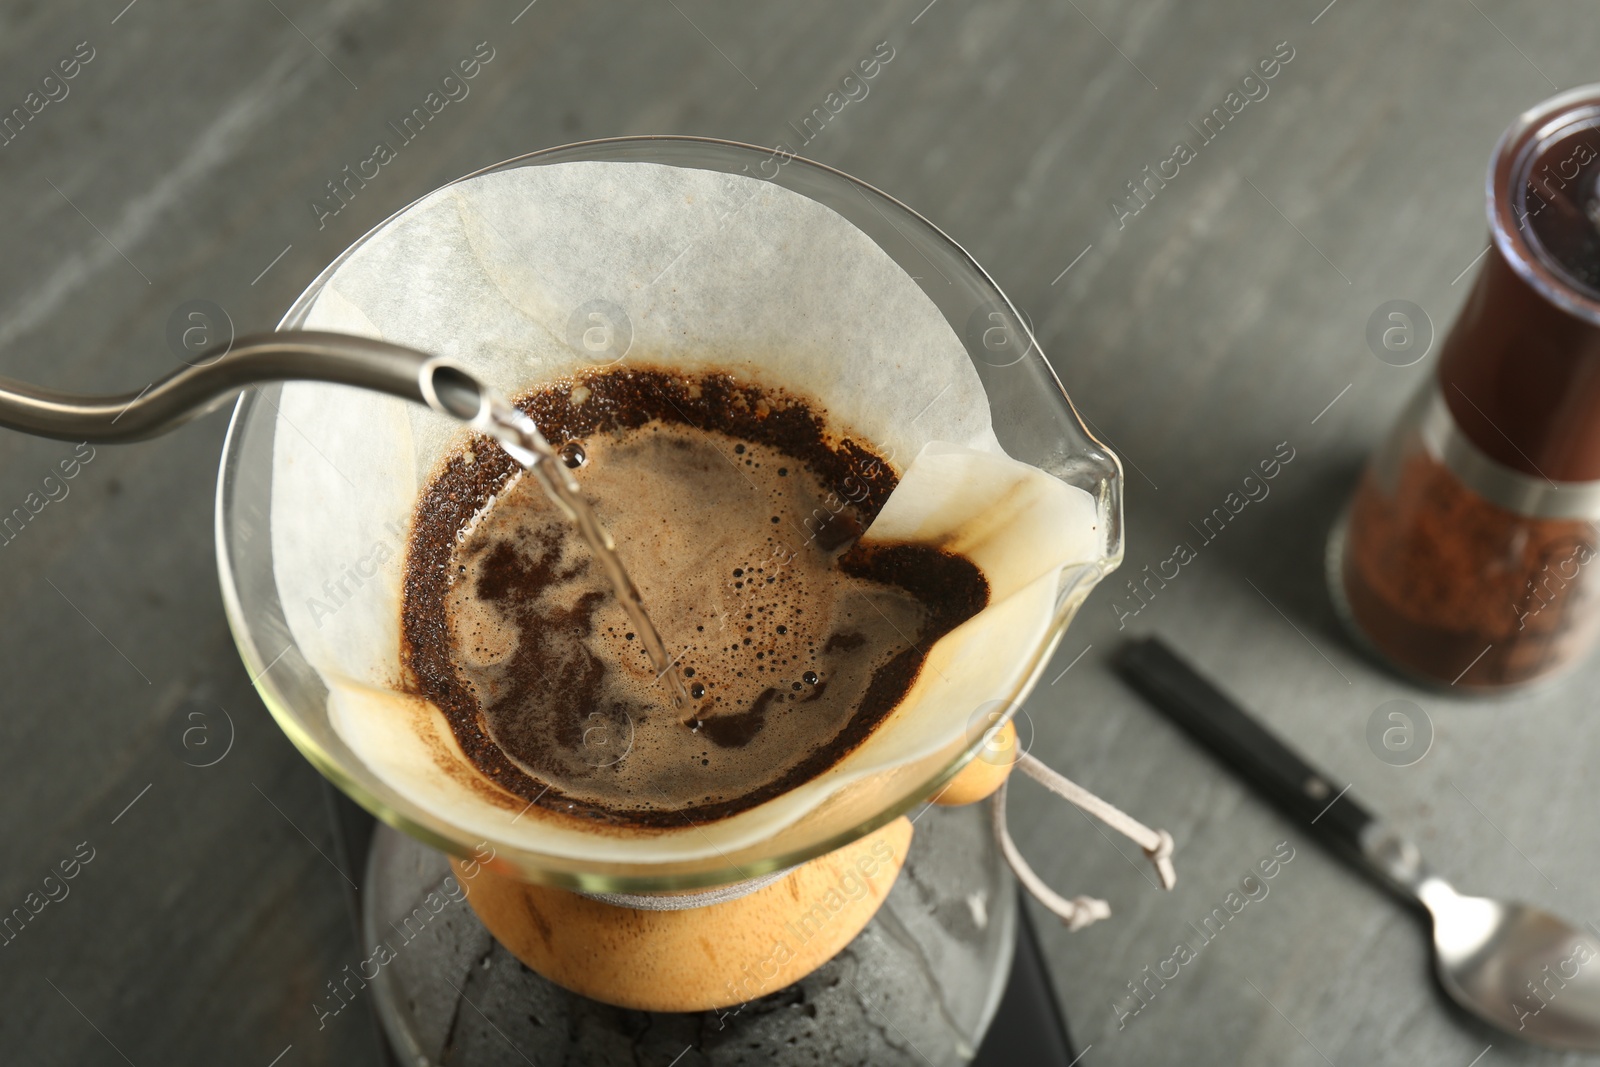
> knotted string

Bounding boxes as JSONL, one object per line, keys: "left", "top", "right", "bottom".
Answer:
{"left": 991, "top": 751, "right": 1176, "bottom": 930}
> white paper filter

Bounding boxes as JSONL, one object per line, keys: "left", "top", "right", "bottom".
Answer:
{"left": 270, "top": 161, "right": 1099, "bottom": 865}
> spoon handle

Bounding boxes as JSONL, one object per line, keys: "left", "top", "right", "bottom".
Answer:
{"left": 1116, "top": 637, "right": 1386, "bottom": 878}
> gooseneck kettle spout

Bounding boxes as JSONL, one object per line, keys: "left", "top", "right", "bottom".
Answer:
{"left": 0, "top": 330, "right": 490, "bottom": 443}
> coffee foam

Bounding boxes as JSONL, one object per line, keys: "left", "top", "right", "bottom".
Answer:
{"left": 444, "top": 422, "right": 936, "bottom": 817}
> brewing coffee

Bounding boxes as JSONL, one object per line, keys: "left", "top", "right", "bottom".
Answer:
{"left": 403, "top": 368, "right": 988, "bottom": 828}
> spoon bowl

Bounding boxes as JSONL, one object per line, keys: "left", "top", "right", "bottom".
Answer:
{"left": 1424, "top": 881, "right": 1600, "bottom": 1049}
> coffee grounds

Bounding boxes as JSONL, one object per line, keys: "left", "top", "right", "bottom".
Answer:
{"left": 1342, "top": 451, "right": 1600, "bottom": 687}
{"left": 402, "top": 367, "right": 988, "bottom": 828}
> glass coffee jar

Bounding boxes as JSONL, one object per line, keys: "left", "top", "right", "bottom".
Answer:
{"left": 1335, "top": 86, "right": 1600, "bottom": 690}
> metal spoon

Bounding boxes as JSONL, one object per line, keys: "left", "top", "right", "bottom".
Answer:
{"left": 1118, "top": 636, "right": 1600, "bottom": 1051}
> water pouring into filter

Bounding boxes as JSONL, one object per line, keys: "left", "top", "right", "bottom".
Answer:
{"left": 428, "top": 365, "right": 698, "bottom": 719}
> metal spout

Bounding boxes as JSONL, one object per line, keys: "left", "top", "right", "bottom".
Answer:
{"left": 0, "top": 331, "right": 487, "bottom": 443}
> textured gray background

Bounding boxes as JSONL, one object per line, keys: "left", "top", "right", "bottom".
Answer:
{"left": 0, "top": 1, "right": 1592, "bottom": 1064}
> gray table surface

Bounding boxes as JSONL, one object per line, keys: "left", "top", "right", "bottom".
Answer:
{"left": 0, "top": 1, "right": 1592, "bottom": 1064}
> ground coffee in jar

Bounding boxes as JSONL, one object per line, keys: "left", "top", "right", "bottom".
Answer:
{"left": 1337, "top": 86, "right": 1600, "bottom": 690}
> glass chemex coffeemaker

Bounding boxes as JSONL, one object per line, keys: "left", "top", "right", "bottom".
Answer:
{"left": 0, "top": 138, "right": 1173, "bottom": 1064}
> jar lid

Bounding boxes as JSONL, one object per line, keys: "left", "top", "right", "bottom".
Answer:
{"left": 1492, "top": 86, "right": 1600, "bottom": 325}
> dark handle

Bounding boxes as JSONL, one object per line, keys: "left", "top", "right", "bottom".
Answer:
{"left": 1116, "top": 636, "right": 1376, "bottom": 859}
